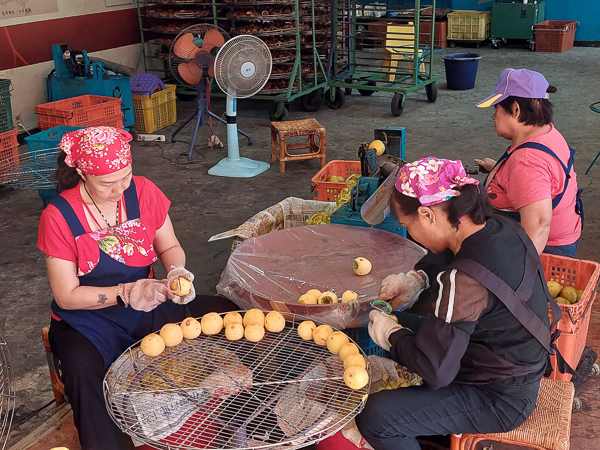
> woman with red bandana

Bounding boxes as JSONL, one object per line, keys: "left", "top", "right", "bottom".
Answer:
{"left": 37, "top": 127, "right": 236, "bottom": 450}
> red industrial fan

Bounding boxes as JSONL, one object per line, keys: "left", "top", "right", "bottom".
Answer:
{"left": 169, "top": 25, "right": 252, "bottom": 161}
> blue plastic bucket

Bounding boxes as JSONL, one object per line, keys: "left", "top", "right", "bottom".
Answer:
{"left": 443, "top": 53, "right": 482, "bottom": 90}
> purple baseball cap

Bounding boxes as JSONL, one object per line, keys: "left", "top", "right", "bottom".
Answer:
{"left": 476, "top": 68, "right": 550, "bottom": 108}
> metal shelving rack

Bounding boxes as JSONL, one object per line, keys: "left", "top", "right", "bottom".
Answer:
{"left": 136, "top": 0, "right": 336, "bottom": 120}
{"left": 136, "top": 0, "right": 222, "bottom": 77}
{"left": 327, "top": 0, "right": 442, "bottom": 117}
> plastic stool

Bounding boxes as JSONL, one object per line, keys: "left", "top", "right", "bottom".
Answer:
{"left": 450, "top": 378, "right": 574, "bottom": 450}
{"left": 271, "top": 118, "right": 326, "bottom": 173}
{"left": 42, "top": 325, "right": 65, "bottom": 404}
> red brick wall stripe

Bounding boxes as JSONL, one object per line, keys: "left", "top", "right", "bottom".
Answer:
{"left": 0, "top": 8, "right": 140, "bottom": 71}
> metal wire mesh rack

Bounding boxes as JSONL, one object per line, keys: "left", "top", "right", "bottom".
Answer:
{"left": 327, "top": 0, "right": 442, "bottom": 116}
{"left": 0, "top": 333, "right": 15, "bottom": 450}
{"left": 0, "top": 149, "right": 59, "bottom": 190}
{"left": 104, "top": 313, "right": 370, "bottom": 450}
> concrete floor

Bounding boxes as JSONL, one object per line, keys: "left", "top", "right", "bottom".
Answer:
{"left": 3, "top": 44, "right": 600, "bottom": 447}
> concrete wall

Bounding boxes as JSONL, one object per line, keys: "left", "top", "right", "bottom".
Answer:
{"left": 451, "top": 0, "right": 600, "bottom": 41}
{"left": 0, "top": 0, "right": 141, "bottom": 130}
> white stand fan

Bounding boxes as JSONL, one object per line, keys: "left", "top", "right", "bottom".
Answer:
{"left": 209, "top": 35, "right": 272, "bottom": 178}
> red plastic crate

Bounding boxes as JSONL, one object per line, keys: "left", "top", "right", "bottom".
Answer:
{"left": 38, "top": 114, "right": 124, "bottom": 131}
{"left": 0, "top": 127, "right": 17, "bottom": 152}
{"left": 419, "top": 20, "right": 447, "bottom": 48}
{"left": 541, "top": 253, "right": 600, "bottom": 381}
{"left": 0, "top": 127, "right": 19, "bottom": 184}
{"left": 534, "top": 20, "right": 578, "bottom": 53}
{"left": 311, "top": 160, "right": 361, "bottom": 202}
{"left": 35, "top": 95, "right": 122, "bottom": 127}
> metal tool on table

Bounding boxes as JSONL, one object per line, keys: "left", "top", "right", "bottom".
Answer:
{"left": 47, "top": 44, "right": 136, "bottom": 129}
{"left": 330, "top": 127, "right": 407, "bottom": 236}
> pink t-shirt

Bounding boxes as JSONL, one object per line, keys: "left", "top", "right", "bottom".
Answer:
{"left": 486, "top": 125, "right": 581, "bottom": 246}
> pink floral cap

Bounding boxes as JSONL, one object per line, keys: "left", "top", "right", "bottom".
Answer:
{"left": 395, "top": 157, "right": 479, "bottom": 206}
{"left": 59, "top": 126, "right": 133, "bottom": 176}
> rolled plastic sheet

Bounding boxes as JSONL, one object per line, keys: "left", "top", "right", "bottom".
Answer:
{"left": 217, "top": 224, "right": 427, "bottom": 329}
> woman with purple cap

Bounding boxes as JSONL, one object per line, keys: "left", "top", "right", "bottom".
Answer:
{"left": 37, "top": 127, "right": 237, "bottom": 450}
{"left": 351, "top": 157, "right": 557, "bottom": 450}
{"left": 475, "top": 68, "right": 582, "bottom": 257}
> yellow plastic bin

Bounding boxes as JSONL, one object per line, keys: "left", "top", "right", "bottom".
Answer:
{"left": 447, "top": 11, "right": 491, "bottom": 45}
{"left": 132, "top": 85, "right": 177, "bottom": 134}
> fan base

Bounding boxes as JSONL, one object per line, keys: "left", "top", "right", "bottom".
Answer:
{"left": 208, "top": 157, "right": 270, "bottom": 178}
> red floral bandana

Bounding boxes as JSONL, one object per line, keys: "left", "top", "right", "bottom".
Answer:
{"left": 59, "top": 127, "right": 133, "bottom": 176}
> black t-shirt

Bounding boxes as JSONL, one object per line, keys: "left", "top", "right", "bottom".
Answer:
{"left": 389, "top": 216, "right": 549, "bottom": 397}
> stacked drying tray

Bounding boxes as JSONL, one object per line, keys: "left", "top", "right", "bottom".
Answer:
{"left": 137, "top": 0, "right": 225, "bottom": 75}
{"left": 136, "top": 0, "right": 337, "bottom": 120}
{"left": 222, "top": 0, "right": 334, "bottom": 120}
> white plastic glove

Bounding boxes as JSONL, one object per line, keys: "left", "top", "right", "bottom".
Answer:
{"left": 167, "top": 265, "right": 196, "bottom": 305}
{"left": 378, "top": 270, "right": 428, "bottom": 311}
{"left": 367, "top": 310, "right": 402, "bottom": 352}
{"left": 367, "top": 355, "right": 422, "bottom": 393}
{"left": 123, "top": 279, "right": 173, "bottom": 312}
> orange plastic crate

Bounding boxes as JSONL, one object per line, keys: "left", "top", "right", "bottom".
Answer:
{"left": 534, "top": 20, "right": 578, "bottom": 53}
{"left": 38, "top": 115, "right": 124, "bottom": 131}
{"left": 0, "top": 128, "right": 19, "bottom": 184}
{"left": 311, "top": 160, "right": 361, "bottom": 202}
{"left": 542, "top": 253, "right": 600, "bottom": 334}
{"left": 36, "top": 95, "right": 122, "bottom": 127}
{"left": 541, "top": 253, "right": 600, "bottom": 381}
{"left": 548, "top": 294, "right": 595, "bottom": 382}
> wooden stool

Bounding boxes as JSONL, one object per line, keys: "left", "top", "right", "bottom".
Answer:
{"left": 270, "top": 118, "right": 326, "bottom": 173}
{"left": 42, "top": 325, "right": 65, "bottom": 404}
{"left": 450, "top": 378, "right": 574, "bottom": 450}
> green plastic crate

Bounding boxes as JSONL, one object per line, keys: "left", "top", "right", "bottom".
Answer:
{"left": 0, "top": 80, "right": 13, "bottom": 134}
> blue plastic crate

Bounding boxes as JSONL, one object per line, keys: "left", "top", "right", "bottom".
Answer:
{"left": 25, "top": 126, "right": 83, "bottom": 157}
{"left": 330, "top": 204, "right": 407, "bottom": 237}
{"left": 38, "top": 188, "right": 57, "bottom": 208}
{"left": 344, "top": 327, "right": 389, "bottom": 358}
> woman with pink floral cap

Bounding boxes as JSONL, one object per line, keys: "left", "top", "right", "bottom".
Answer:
{"left": 333, "top": 157, "right": 559, "bottom": 450}
{"left": 37, "top": 127, "right": 236, "bottom": 450}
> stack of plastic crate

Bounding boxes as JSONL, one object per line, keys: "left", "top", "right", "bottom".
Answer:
{"left": 35, "top": 95, "right": 123, "bottom": 131}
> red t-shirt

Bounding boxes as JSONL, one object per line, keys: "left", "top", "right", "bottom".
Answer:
{"left": 38, "top": 176, "right": 171, "bottom": 264}
{"left": 486, "top": 125, "right": 581, "bottom": 246}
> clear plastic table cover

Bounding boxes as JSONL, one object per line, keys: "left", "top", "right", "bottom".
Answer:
{"left": 217, "top": 224, "right": 427, "bottom": 329}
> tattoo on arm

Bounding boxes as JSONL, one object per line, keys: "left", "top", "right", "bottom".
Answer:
{"left": 97, "top": 293, "right": 108, "bottom": 304}
{"left": 44, "top": 254, "right": 55, "bottom": 259}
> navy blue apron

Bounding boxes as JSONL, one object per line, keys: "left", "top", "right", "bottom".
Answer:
{"left": 50, "top": 179, "right": 187, "bottom": 368}
{"left": 485, "top": 142, "right": 584, "bottom": 227}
